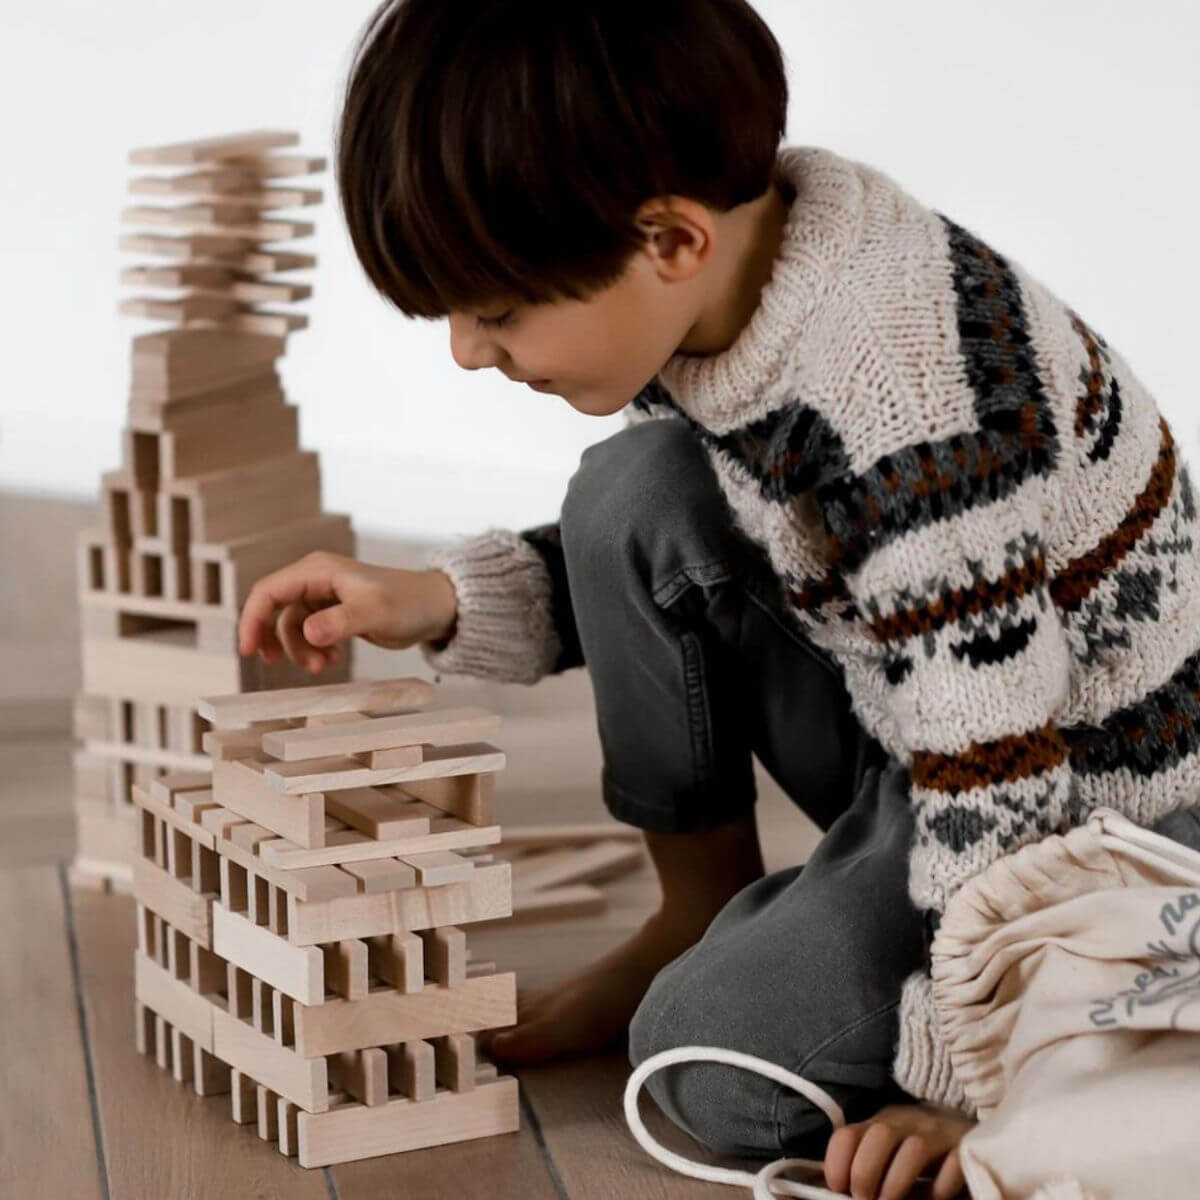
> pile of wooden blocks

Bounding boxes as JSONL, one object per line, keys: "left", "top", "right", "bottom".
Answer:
{"left": 131, "top": 676, "right": 520, "bottom": 1167}
{"left": 72, "top": 129, "right": 356, "bottom": 889}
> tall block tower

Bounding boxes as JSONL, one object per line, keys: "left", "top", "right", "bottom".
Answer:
{"left": 72, "top": 129, "right": 355, "bottom": 889}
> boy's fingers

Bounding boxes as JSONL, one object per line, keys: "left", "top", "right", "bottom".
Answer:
{"left": 824, "top": 1125, "right": 867, "bottom": 1195}
{"left": 879, "top": 1135, "right": 932, "bottom": 1200}
{"left": 850, "top": 1124, "right": 905, "bottom": 1200}
{"left": 932, "top": 1148, "right": 967, "bottom": 1199}
{"left": 238, "top": 557, "right": 342, "bottom": 656}
{"left": 277, "top": 602, "right": 324, "bottom": 672}
{"left": 303, "top": 600, "right": 372, "bottom": 648}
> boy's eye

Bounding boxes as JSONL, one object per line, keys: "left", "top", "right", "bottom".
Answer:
{"left": 477, "top": 309, "right": 515, "bottom": 329}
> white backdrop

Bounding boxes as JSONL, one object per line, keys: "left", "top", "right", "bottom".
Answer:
{"left": 2, "top": 1, "right": 1196, "bottom": 543}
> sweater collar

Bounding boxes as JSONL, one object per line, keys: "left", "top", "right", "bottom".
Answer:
{"left": 655, "top": 145, "right": 866, "bottom": 433}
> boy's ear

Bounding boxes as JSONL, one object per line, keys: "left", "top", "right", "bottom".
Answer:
{"left": 637, "top": 199, "right": 713, "bottom": 275}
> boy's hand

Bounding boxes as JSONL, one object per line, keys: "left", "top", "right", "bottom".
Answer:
{"left": 237, "top": 552, "right": 458, "bottom": 673}
{"left": 823, "top": 1103, "right": 973, "bottom": 1200}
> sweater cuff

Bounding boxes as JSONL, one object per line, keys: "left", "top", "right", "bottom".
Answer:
{"left": 892, "top": 971, "right": 975, "bottom": 1117}
{"left": 415, "top": 528, "right": 563, "bottom": 685}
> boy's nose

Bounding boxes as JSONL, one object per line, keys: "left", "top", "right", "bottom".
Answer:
{"left": 447, "top": 315, "right": 503, "bottom": 372}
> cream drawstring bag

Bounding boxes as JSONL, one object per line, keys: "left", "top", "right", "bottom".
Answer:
{"left": 931, "top": 805, "right": 1200, "bottom": 1200}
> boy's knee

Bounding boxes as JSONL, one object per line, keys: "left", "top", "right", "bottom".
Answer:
{"left": 562, "top": 418, "right": 714, "bottom": 552}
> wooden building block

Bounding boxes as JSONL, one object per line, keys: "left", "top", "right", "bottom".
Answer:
{"left": 324, "top": 786, "right": 432, "bottom": 841}
{"left": 227, "top": 965, "right": 253, "bottom": 1021}
{"left": 201, "top": 719, "right": 296, "bottom": 761}
{"left": 129, "top": 129, "right": 300, "bottom": 166}
{"left": 211, "top": 1004, "right": 329, "bottom": 1113}
{"left": 252, "top": 978, "right": 275, "bottom": 1037}
{"left": 261, "top": 707, "right": 501, "bottom": 762}
{"left": 82, "top": 633, "right": 244, "bottom": 707}
{"left": 418, "top": 926, "right": 466, "bottom": 987}
{"left": 212, "top": 757, "right": 325, "bottom": 848}
{"left": 434, "top": 1033, "right": 476, "bottom": 1093}
{"left": 192, "top": 1043, "right": 230, "bottom": 1096}
{"left": 339, "top": 857, "right": 416, "bottom": 895}
{"left": 359, "top": 744, "right": 425, "bottom": 769}
{"left": 295, "top": 1077, "right": 519, "bottom": 1168}
{"left": 212, "top": 902, "right": 324, "bottom": 1004}
{"left": 394, "top": 771, "right": 494, "bottom": 827}
{"left": 504, "top": 885, "right": 607, "bottom": 924}
{"left": 323, "top": 940, "right": 368, "bottom": 1001}
{"left": 257, "top": 820, "right": 500, "bottom": 871}
{"left": 230, "top": 1069, "right": 257, "bottom": 1125}
{"left": 257, "top": 1086, "right": 280, "bottom": 1141}
{"left": 292, "top": 973, "right": 516, "bottom": 1057}
{"left": 278, "top": 1097, "right": 300, "bottom": 1157}
{"left": 509, "top": 840, "right": 645, "bottom": 894}
{"left": 385, "top": 1041, "right": 434, "bottom": 1102}
{"left": 367, "top": 932, "right": 423, "bottom": 993}
{"left": 273, "top": 989, "right": 296, "bottom": 1048}
{"left": 134, "top": 952, "right": 214, "bottom": 1051}
{"left": 133, "top": 856, "right": 212, "bottom": 947}
{"left": 262, "top": 742, "right": 505, "bottom": 797}
{"left": 330, "top": 1048, "right": 388, "bottom": 1108}
{"left": 400, "top": 851, "right": 474, "bottom": 887}
{"left": 285, "top": 862, "right": 512, "bottom": 946}
{"left": 197, "top": 677, "right": 434, "bottom": 728}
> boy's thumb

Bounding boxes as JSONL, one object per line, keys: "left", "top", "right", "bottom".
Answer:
{"left": 303, "top": 604, "right": 360, "bottom": 647}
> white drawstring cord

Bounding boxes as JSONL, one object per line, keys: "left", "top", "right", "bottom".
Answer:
{"left": 623, "top": 1045, "right": 855, "bottom": 1200}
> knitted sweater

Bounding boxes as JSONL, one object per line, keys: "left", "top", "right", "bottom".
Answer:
{"left": 416, "top": 144, "right": 1200, "bottom": 1113}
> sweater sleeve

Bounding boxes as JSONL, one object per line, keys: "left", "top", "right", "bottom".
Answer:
{"left": 415, "top": 522, "right": 584, "bottom": 684}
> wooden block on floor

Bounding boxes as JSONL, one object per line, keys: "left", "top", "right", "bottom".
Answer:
{"left": 278, "top": 1097, "right": 300, "bottom": 1157}
{"left": 509, "top": 840, "right": 645, "bottom": 894}
{"left": 285, "top": 862, "right": 511, "bottom": 946}
{"left": 257, "top": 1085, "right": 280, "bottom": 1141}
{"left": 230, "top": 1068, "right": 257, "bottom": 1125}
{"left": 198, "top": 677, "right": 434, "bottom": 728}
{"left": 192, "top": 1043, "right": 231, "bottom": 1096}
{"left": 292, "top": 973, "right": 516, "bottom": 1057}
{"left": 418, "top": 926, "right": 466, "bottom": 987}
{"left": 295, "top": 1076, "right": 519, "bottom": 1167}
{"left": 324, "top": 786, "right": 432, "bottom": 841}
{"left": 260, "top": 707, "right": 501, "bottom": 762}
{"left": 504, "top": 884, "right": 607, "bottom": 924}
{"left": 385, "top": 1040, "right": 434, "bottom": 1102}
{"left": 400, "top": 850, "right": 474, "bottom": 887}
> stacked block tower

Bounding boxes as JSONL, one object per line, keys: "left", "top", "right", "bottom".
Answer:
{"left": 72, "top": 129, "right": 355, "bottom": 889}
{"left": 130, "top": 676, "right": 520, "bottom": 1166}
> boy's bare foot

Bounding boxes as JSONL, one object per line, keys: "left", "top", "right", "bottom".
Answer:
{"left": 479, "top": 910, "right": 708, "bottom": 1064}
{"left": 823, "top": 1102, "right": 975, "bottom": 1200}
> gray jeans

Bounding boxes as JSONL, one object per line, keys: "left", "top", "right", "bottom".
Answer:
{"left": 558, "top": 417, "right": 1200, "bottom": 1160}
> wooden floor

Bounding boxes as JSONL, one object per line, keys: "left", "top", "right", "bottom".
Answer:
{"left": 0, "top": 488, "right": 826, "bottom": 1199}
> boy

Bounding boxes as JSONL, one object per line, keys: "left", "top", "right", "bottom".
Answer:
{"left": 237, "top": 2, "right": 1200, "bottom": 1197}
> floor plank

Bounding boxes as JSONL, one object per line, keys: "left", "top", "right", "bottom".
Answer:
{"left": 69, "top": 884, "right": 331, "bottom": 1200}
{"left": 0, "top": 866, "right": 103, "bottom": 1200}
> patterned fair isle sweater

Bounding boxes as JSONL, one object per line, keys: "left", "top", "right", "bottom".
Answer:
{"left": 415, "top": 144, "right": 1200, "bottom": 1114}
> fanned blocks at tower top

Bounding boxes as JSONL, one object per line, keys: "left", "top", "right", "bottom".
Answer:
{"left": 130, "top": 676, "right": 520, "bottom": 1168}
{"left": 71, "top": 128, "right": 357, "bottom": 891}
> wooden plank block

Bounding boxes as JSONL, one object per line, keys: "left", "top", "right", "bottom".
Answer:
{"left": 258, "top": 820, "right": 501, "bottom": 870}
{"left": 324, "top": 786, "right": 432, "bottom": 840}
{"left": 400, "top": 850, "right": 474, "bottom": 886}
{"left": 278, "top": 1097, "right": 300, "bottom": 1157}
{"left": 509, "top": 840, "right": 645, "bottom": 894}
{"left": 133, "top": 952, "right": 214, "bottom": 1051}
{"left": 263, "top": 741, "right": 505, "bottom": 795}
{"left": 230, "top": 1069, "right": 257, "bottom": 1124}
{"left": 258, "top": 1086, "right": 281, "bottom": 1141}
{"left": 192, "top": 1044, "right": 231, "bottom": 1096}
{"left": 503, "top": 885, "right": 607, "bottom": 923}
{"left": 394, "top": 771, "right": 494, "bottom": 827}
{"left": 212, "top": 902, "right": 324, "bottom": 1004}
{"left": 132, "top": 855, "right": 212, "bottom": 947}
{"left": 293, "top": 973, "right": 516, "bottom": 1057}
{"left": 368, "top": 932, "right": 423, "bottom": 993}
{"left": 360, "top": 744, "right": 425, "bottom": 768}
{"left": 213, "top": 829, "right": 360, "bottom": 903}
{"left": 418, "top": 926, "right": 466, "bottom": 987}
{"left": 385, "top": 1041, "right": 434, "bottom": 1101}
{"left": 129, "top": 129, "right": 300, "bottom": 165}
{"left": 339, "top": 857, "right": 417, "bottom": 894}
{"left": 261, "top": 707, "right": 501, "bottom": 762}
{"left": 0, "top": 870, "right": 104, "bottom": 1200}
{"left": 274, "top": 989, "right": 296, "bottom": 1048}
{"left": 286, "top": 862, "right": 512, "bottom": 945}
{"left": 82, "top": 633, "right": 243, "bottom": 706}
{"left": 323, "top": 940, "right": 368, "bottom": 1001}
{"left": 434, "top": 1033, "right": 476, "bottom": 1093}
{"left": 198, "top": 677, "right": 434, "bottom": 728}
{"left": 329, "top": 1048, "right": 388, "bottom": 1107}
{"left": 211, "top": 1004, "right": 329, "bottom": 1113}
{"left": 296, "top": 1077, "right": 519, "bottom": 1167}
{"left": 498, "top": 822, "right": 645, "bottom": 850}
{"left": 201, "top": 719, "right": 297, "bottom": 761}
{"left": 132, "top": 783, "right": 217, "bottom": 851}
{"left": 213, "top": 757, "right": 325, "bottom": 848}
{"left": 163, "top": 401, "right": 299, "bottom": 481}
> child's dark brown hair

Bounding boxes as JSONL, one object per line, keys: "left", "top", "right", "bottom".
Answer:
{"left": 336, "top": 0, "right": 788, "bottom": 321}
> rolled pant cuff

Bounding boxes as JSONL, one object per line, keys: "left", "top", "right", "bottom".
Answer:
{"left": 601, "top": 766, "right": 755, "bottom": 834}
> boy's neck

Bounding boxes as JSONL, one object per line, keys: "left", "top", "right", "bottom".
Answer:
{"left": 675, "top": 172, "right": 795, "bottom": 359}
